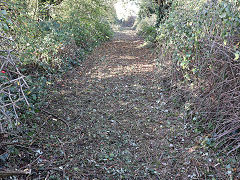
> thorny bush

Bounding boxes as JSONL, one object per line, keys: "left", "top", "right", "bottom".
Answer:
{"left": 155, "top": 0, "right": 240, "bottom": 153}
{"left": 0, "top": 2, "right": 29, "bottom": 131}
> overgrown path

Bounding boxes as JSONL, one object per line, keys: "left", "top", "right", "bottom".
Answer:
{"left": 37, "top": 28, "right": 230, "bottom": 179}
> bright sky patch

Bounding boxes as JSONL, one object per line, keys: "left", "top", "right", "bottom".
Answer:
{"left": 114, "top": 0, "right": 140, "bottom": 20}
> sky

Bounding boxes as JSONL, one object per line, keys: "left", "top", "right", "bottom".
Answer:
{"left": 114, "top": 0, "right": 140, "bottom": 20}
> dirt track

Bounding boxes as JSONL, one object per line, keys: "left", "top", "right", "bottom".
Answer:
{"left": 37, "top": 28, "right": 230, "bottom": 179}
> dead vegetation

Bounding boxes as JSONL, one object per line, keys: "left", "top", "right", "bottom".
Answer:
{"left": 1, "top": 28, "right": 239, "bottom": 179}
{"left": 0, "top": 32, "right": 29, "bottom": 133}
{"left": 195, "top": 34, "right": 240, "bottom": 153}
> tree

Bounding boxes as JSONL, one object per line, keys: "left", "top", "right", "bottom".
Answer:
{"left": 155, "top": 0, "right": 172, "bottom": 27}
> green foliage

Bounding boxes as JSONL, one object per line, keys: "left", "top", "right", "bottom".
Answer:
{"left": 138, "top": 0, "right": 158, "bottom": 19}
{"left": 0, "top": 0, "right": 115, "bottom": 130}
{"left": 6, "top": 0, "right": 114, "bottom": 72}
{"left": 156, "top": 0, "right": 240, "bottom": 80}
{"left": 136, "top": 0, "right": 173, "bottom": 40}
{"left": 55, "top": 0, "right": 114, "bottom": 49}
{"left": 135, "top": 15, "right": 157, "bottom": 41}
{"left": 0, "top": 9, "right": 12, "bottom": 31}
{"left": 155, "top": 0, "right": 240, "bottom": 152}
{"left": 134, "top": 0, "right": 157, "bottom": 41}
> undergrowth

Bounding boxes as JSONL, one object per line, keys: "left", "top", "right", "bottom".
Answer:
{"left": 137, "top": 0, "right": 240, "bottom": 153}
{"left": 0, "top": 0, "right": 114, "bottom": 131}
{"left": 149, "top": 0, "right": 240, "bottom": 153}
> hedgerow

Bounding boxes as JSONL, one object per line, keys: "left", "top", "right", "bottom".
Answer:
{"left": 0, "top": 0, "right": 114, "bottom": 131}
{"left": 155, "top": 0, "right": 240, "bottom": 153}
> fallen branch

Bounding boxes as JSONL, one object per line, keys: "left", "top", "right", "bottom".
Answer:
{"left": 0, "top": 170, "right": 31, "bottom": 178}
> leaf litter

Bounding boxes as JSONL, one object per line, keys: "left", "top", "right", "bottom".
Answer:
{"left": 2, "top": 27, "right": 240, "bottom": 179}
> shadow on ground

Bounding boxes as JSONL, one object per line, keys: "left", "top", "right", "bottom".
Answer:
{"left": 12, "top": 28, "right": 234, "bottom": 179}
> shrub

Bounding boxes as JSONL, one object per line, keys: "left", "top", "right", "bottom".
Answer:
{"left": 0, "top": 0, "right": 114, "bottom": 131}
{"left": 135, "top": 15, "right": 157, "bottom": 41}
{"left": 0, "top": 3, "right": 29, "bottom": 131}
{"left": 156, "top": 0, "right": 240, "bottom": 152}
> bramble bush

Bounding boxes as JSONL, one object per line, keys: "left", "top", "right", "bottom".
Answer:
{"left": 0, "top": 2, "right": 29, "bottom": 131}
{"left": 154, "top": 0, "right": 240, "bottom": 153}
{"left": 11, "top": 0, "right": 114, "bottom": 72}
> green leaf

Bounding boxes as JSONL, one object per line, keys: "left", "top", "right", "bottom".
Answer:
{"left": 192, "top": 68, "right": 197, "bottom": 74}
{"left": 32, "top": 94, "right": 37, "bottom": 100}
{"left": 73, "top": 167, "right": 80, "bottom": 171}
{"left": 224, "top": 40, "right": 227, "bottom": 45}
{"left": 6, "top": 19, "right": 13, "bottom": 25}
{"left": 109, "top": 153, "right": 114, "bottom": 158}
{"left": 234, "top": 52, "right": 239, "bottom": 60}
{"left": 1, "top": 10, "right": 7, "bottom": 15}
{"left": 2, "top": 23, "right": 9, "bottom": 31}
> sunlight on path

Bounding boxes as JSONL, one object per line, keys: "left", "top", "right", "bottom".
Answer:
{"left": 90, "top": 62, "right": 156, "bottom": 79}
{"left": 44, "top": 27, "right": 229, "bottom": 179}
{"left": 89, "top": 29, "right": 157, "bottom": 79}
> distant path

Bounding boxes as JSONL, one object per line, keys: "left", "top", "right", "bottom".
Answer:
{"left": 44, "top": 28, "right": 228, "bottom": 179}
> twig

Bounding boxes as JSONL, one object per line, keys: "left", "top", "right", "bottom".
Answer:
{"left": 0, "top": 141, "right": 20, "bottom": 147}
{"left": 41, "top": 109, "right": 70, "bottom": 130}
{"left": 57, "top": 137, "right": 67, "bottom": 159}
{"left": 0, "top": 26, "right": 29, "bottom": 130}
{"left": 0, "top": 123, "right": 3, "bottom": 133}
{"left": 44, "top": 171, "right": 50, "bottom": 180}
{"left": 0, "top": 170, "right": 31, "bottom": 178}
{"left": 195, "top": 166, "right": 200, "bottom": 177}
{"left": 20, "top": 155, "right": 41, "bottom": 170}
